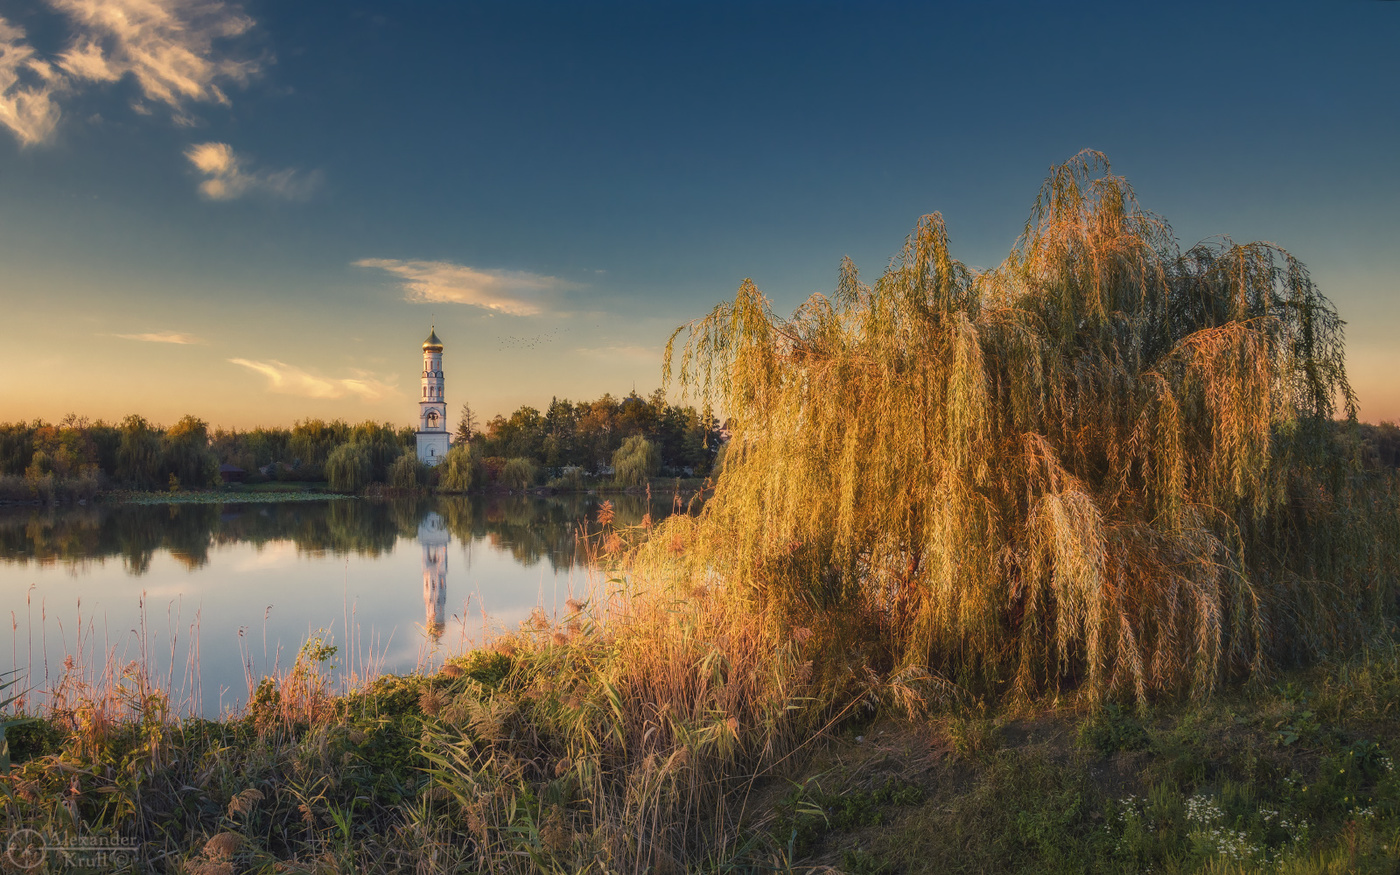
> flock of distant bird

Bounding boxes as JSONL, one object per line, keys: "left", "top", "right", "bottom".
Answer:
{"left": 493, "top": 327, "right": 567, "bottom": 351}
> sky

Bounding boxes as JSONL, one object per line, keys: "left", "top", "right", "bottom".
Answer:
{"left": 1, "top": 0, "right": 1397, "bottom": 429}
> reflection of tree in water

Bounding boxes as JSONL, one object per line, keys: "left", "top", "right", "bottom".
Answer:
{"left": 213, "top": 500, "right": 401, "bottom": 557}
{"left": 0, "top": 492, "right": 702, "bottom": 574}
{"left": 0, "top": 501, "right": 397, "bottom": 573}
{"left": 0, "top": 504, "right": 221, "bottom": 574}
{"left": 437, "top": 493, "right": 695, "bottom": 571}
{"left": 18, "top": 507, "right": 103, "bottom": 564}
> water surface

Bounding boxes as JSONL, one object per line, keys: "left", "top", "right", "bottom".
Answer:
{"left": 0, "top": 494, "right": 681, "bottom": 716}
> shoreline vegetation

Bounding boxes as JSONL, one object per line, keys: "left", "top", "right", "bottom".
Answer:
{"left": 0, "top": 477, "right": 714, "bottom": 509}
{"left": 0, "top": 389, "right": 725, "bottom": 508}
{"left": 5, "top": 152, "right": 1400, "bottom": 873}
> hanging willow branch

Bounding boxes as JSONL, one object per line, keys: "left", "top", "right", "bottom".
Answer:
{"left": 653, "top": 150, "right": 1394, "bottom": 703}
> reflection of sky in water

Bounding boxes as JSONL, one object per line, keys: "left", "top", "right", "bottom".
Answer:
{"left": 0, "top": 495, "right": 677, "bottom": 717}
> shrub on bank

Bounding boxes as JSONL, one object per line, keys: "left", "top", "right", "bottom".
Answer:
{"left": 438, "top": 442, "right": 481, "bottom": 492}
{"left": 325, "top": 442, "right": 373, "bottom": 493}
{"left": 547, "top": 465, "right": 586, "bottom": 490}
{"left": 387, "top": 452, "right": 427, "bottom": 490}
{"left": 500, "top": 456, "right": 537, "bottom": 490}
{"left": 612, "top": 435, "right": 660, "bottom": 487}
{"left": 0, "top": 471, "right": 103, "bottom": 503}
{"left": 0, "top": 474, "right": 30, "bottom": 501}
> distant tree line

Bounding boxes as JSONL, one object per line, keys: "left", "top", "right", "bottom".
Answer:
{"left": 211, "top": 420, "right": 414, "bottom": 486}
{"left": 1362, "top": 421, "right": 1400, "bottom": 468}
{"left": 0, "top": 389, "right": 722, "bottom": 500}
{"left": 0, "top": 414, "right": 222, "bottom": 501}
{"left": 469, "top": 389, "right": 721, "bottom": 478}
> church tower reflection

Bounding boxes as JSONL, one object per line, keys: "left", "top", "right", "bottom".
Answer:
{"left": 418, "top": 511, "right": 449, "bottom": 642}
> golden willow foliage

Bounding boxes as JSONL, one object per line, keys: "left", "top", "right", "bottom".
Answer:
{"left": 657, "top": 151, "right": 1399, "bottom": 703}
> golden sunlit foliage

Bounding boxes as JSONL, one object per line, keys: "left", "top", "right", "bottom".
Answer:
{"left": 658, "top": 150, "right": 1399, "bottom": 703}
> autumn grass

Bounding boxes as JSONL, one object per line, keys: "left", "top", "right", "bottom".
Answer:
{"left": 6, "top": 620, "right": 1399, "bottom": 873}
{"left": 1, "top": 559, "right": 824, "bottom": 873}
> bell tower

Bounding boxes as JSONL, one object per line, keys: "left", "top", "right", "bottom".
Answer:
{"left": 416, "top": 327, "right": 450, "bottom": 466}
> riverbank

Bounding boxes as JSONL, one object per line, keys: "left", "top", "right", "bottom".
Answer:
{"left": 115, "top": 483, "right": 350, "bottom": 505}
{"left": 0, "top": 476, "right": 711, "bottom": 508}
{"left": 0, "top": 481, "right": 344, "bottom": 508}
{"left": 7, "top": 622, "right": 1398, "bottom": 873}
{"left": 766, "top": 648, "right": 1400, "bottom": 873}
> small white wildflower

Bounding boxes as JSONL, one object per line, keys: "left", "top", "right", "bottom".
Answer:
{"left": 1186, "top": 795, "right": 1225, "bottom": 826}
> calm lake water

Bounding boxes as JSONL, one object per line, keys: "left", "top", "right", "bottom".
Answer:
{"left": 0, "top": 494, "right": 684, "bottom": 717}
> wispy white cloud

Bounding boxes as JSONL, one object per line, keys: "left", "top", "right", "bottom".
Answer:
{"left": 0, "top": 18, "right": 64, "bottom": 145}
{"left": 0, "top": 0, "right": 258, "bottom": 145}
{"left": 354, "top": 258, "right": 576, "bottom": 317}
{"left": 186, "top": 141, "right": 318, "bottom": 200}
{"left": 113, "top": 331, "right": 204, "bottom": 344}
{"left": 229, "top": 358, "right": 396, "bottom": 402}
{"left": 53, "top": 0, "right": 257, "bottom": 110}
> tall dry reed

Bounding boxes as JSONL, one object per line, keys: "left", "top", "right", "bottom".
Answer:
{"left": 410, "top": 512, "right": 820, "bottom": 872}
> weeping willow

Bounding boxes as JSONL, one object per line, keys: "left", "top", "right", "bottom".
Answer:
{"left": 655, "top": 151, "right": 1399, "bottom": 703}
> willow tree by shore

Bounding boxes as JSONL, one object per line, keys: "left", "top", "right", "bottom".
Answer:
{"left": 655, "top": 151, "right": 1399, "bottom": 703}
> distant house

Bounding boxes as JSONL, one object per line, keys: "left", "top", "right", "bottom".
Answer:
{"left": 219, "top": 464, "right": 247, "bottom": 483}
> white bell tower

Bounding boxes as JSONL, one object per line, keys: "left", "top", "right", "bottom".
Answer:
{"left": 416, "top": 327, "right": 450, "bottom": 466}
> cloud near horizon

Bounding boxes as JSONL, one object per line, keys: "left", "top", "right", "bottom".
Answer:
{"left": 229, "top": 358, "right": 396, "bottom": 402}
{"left": 0, "top": 0, "right": 258, "bottom": 145}
{"left": 354, "top": 258, "right": 575, "bottom": 316}
{"left": 113, "top": 331, "right": 203, "bottom": 344}
{"left": 186, "top": 142, "right": 318, "bottom": 200}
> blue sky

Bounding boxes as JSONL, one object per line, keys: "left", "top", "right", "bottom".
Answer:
{"left": 2, "top": 0, "right": 1398, "bottom": 427}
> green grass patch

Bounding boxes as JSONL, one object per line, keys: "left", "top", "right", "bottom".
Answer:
{"left": 112, "top": 485, "right": 347, "bottom": 504}
{"left": 765, "top": 653, "right": 1400, "bottom": 874}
